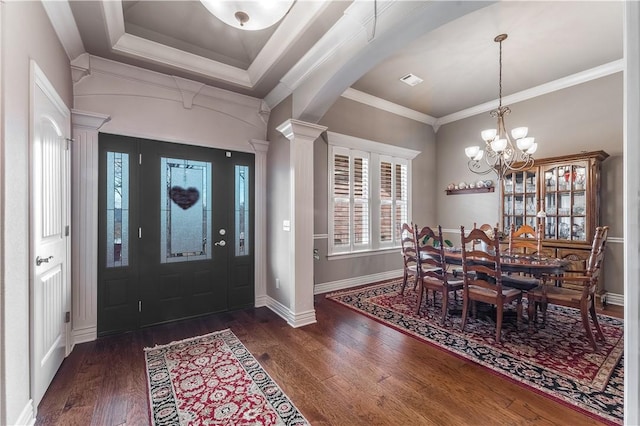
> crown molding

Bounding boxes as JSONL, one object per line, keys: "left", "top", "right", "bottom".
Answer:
{"left": 434, "top": 60, "right": 624, "bottom": 129}
{"left": 100, "top": 0, "right": 324, "bottom": 90}
{"left": 341, "top": 88, "right": 436, "bottom": 125}
{"left": 337, "top": 60, "right": 623, "bottom": 128}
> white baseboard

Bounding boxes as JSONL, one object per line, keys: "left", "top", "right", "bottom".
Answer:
{"left": 604, "top": 292, "right": 624, "bottom": 306}
{"left": 72, "top": 325, "right": 97, "bottom": 348}
{"left": 13, "top": 399, "right": 36, "bottom": 426}
{"left": 263, "top": 295, "right": 317, "bottom": 328}
{"left": 314, "top": 269, "right": 403, "bottom": 295}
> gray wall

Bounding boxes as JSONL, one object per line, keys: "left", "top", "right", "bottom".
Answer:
{"left": 315, "top": 97, "right": 436, "bottom": 285}
{"left": 436, "top": 73, "right": 624, "bottom": 295}
{"left": 1, "top": 1, "right": 72, "bottom": 423}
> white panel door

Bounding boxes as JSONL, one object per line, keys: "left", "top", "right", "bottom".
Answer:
{"left": 30, "top": 61, "right": 71, "bottom": 408}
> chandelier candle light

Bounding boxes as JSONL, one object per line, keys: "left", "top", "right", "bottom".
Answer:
{"left": 465, "top": 34, "right": 538, "bottom": 181}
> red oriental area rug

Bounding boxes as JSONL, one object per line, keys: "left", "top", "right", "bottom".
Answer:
{"left": 144, "top": 329, "right": 309, "bottom": 426}
{"left": 327, "top": 279, "right": 624, "bottom": 425}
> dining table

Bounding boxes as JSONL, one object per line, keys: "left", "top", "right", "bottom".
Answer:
{"left": 442, "top": 247, "right": 570, "bottom": 279}
{"left": 437, "top": 248, "right": 571, "bottom": 320}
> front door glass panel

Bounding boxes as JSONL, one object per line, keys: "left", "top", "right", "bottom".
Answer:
{"left": 235, "top": 165, "right": 250, "bottom": 256}
{"left": 160, "top": 157, "right": 212, "bottom": 263}
{"left": 106, "top": 151, "right": 129, "bottom": 268}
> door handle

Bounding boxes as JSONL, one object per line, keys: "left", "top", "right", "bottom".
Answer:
{"left": 36, "top": 255, "right": 53, "bottom": 266}
{"left": 214, "top": 240, "right": 226, "bottom": 247}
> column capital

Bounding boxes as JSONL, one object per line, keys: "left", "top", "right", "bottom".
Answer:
{"left": 276, "top": 119, "right": 326, "bottom": 142}
{"left": 71, "top": 109, "right": 110, "bottom": 131}
{"left": 249, "top": 139, "right": 270, "bottom": 153}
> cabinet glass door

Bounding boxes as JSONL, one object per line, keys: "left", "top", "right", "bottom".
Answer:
{"left": 542, "top": 162, "right": 588, "bottom": 242}
{"left": 502, "top": 169, "right": 537, "bottom": 235}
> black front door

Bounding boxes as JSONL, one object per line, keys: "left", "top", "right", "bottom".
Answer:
{"left": 98, "top": 134, "right": 254, "bottom": 335}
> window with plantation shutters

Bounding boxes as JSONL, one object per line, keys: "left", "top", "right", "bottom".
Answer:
{"left": 328, "top": 132, "right": 418, "bottom": 256}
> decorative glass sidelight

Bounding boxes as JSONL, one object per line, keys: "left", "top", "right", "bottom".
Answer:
{"left": 235, "top": 165, "right": 250, "bottom": 256}
{"left": 106, "top": 152, "right": 129, "bottom": 267}
{"left": 160, "top": 157, "right": 212, "bottom": 263}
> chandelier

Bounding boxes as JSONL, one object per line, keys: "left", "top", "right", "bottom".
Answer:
{"left": 200, "top": 1, "right": 294, "bottom": 31}
{"left": 465, "top": 34, "right": 537, "bottom": 180}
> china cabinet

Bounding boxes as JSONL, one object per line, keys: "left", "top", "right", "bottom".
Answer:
{"left": 501, "top": 151, "right": 609, "bottom": 303}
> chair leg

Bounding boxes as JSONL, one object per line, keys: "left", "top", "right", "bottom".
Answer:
{"left": 415, "top": 281, "right": 424, "bottom": 315}
{"left": 441, "top": 290, "right": 448, "bottom": 325}
{"left": 589, "top": 300, "right": 606, "bottom": 341}
{"left": 461, "top": 295, "right": 469, "bottom": 331}
{"left": 400, "top": 271, "right": 408, "bottom": 295}
{"left": 581, "top": 304, "right": 598, "bottom": 351}
{"left": 495, "top": 303, "right": 503, "bottom": 344}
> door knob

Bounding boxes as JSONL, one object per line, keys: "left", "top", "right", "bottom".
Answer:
{"left": 214, "top": 240, "right": 226, "bottom": 247}
{"left": 36, "top": 255, "right": 53, "bottom": 266}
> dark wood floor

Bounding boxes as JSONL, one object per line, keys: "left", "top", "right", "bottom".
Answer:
{"left": 36, "top": 292, "right": 623, "bottom": 426}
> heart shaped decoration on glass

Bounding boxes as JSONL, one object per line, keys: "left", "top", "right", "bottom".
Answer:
{"left": 170, "top": 186, "right": 200, "bottom": 210}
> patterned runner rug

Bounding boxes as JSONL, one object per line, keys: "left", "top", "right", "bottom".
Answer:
{"left": 327, "top": 279, "right": 624, "bottom": 425}
{"left": 144, "top": 329, "right": 309, "bottom": 426}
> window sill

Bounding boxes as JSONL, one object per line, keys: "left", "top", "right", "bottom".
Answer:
{"left": 327, "top": 247, "right": 399, "bottom": 261}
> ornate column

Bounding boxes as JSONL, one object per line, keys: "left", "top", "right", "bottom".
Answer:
{"left": 249, "top": 139, "right": 269, "bottom": 307}
{"left": 276, "top": 119, "right": 327, "bottom": 327}
{"left": 70, "top": 110, "right": 110, "bottom": 345}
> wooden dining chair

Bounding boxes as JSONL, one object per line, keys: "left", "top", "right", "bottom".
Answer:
{"left": 508, "top": 223, "right": 538, "bottom": 253}
{"left": 503, "top": 223, "right": 543, "bottom": 291}
{"left": 399, "top": 222, "right": 418, "bottom": 295}
{"left": 414, "top": 224, "right": 463, "bottom": 324}
{"left": 460, "top": 225, "right": 523, "bottom": 343}
{"left": 527, "top": 226, "right": 609, "bottom": 350}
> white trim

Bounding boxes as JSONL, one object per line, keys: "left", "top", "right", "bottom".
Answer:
{"left": 624, "top": 2, "right": 640, "bottom": 424}
{"left": 263, "top": 295, "right": 317, "bottom": 328}
{"left": 100, "top": 0, "right": 325, "bottom": 90}
{"left": 71, "top": 326, "right": 97, "bottom": 348}
{"left": 338, "top": 61, "right": 624, "bottom": 128}
{"left": 327, "top": 131, "right": 420, "bottom": 160}
{"left": 314, "top": 270, "right": 403, "bottom": 295}
{"left": 14, "top": 399, "right": 35, "bottom": 426}
{"left": 604, "top": 292, "right": 624, "bottom": 307}
{"left": 249, "top": 139, "right": 269, "bottom": 308}
{"left": 341, "top": 88, "right": 436, "bottom": 125}
{"left": 41, "top": 0, "right": 85, "bottom": 61}
{"left": 327, "top": 247, "right": 399, "bottom": 261}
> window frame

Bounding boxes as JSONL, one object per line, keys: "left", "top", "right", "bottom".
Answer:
{"left": 327, "top": 131, "right": 420, "bottom": 256}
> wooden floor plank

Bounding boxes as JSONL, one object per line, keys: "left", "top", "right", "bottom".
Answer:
{"left": 35, "top": 294, "right": 622, "bottom": 426}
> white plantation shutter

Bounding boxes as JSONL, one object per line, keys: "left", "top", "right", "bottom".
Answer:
{"left": 379, "top": 156, "right": 408, "bottom": 248}
{"left": 328, "top": 132, "right": 417, "bottom": 255}
{"left": 330, "top": 147, "right": 370, "bottom": 253}
{"left": 379, "top": 160, "right": 393, "bottom": 243}
{"left": 394, "top": 161, "right": 408, "bottom": 245}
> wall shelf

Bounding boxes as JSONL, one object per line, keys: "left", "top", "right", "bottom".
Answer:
{"left": 445, "top": 187, "right": 495, "bottom": 195}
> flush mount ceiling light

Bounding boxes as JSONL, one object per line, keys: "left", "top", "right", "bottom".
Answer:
{"left": 200, "top": 0, "right": 295, "bottom": 31}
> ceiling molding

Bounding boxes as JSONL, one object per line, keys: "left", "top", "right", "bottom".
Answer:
{"left": 337, "top": 60, "right": 623, "bottom": 129}
{"left": 100, "top": 0, "right": 325, "bottom": 89}
{"left": 435, "top": 59, "right": 624, "bottom": 129}
{"left": 83, "top": 55, "right": 263, "bottom": 111}
{"left": 41, "top": 0, "right": 85, "bottom": 60}
{"left": 341, "top": 88, "right": 436, "bottom": 125}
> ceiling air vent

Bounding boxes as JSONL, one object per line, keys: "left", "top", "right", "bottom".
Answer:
{"left": 399, "top": 73, "right": 423, "bottom": 87}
